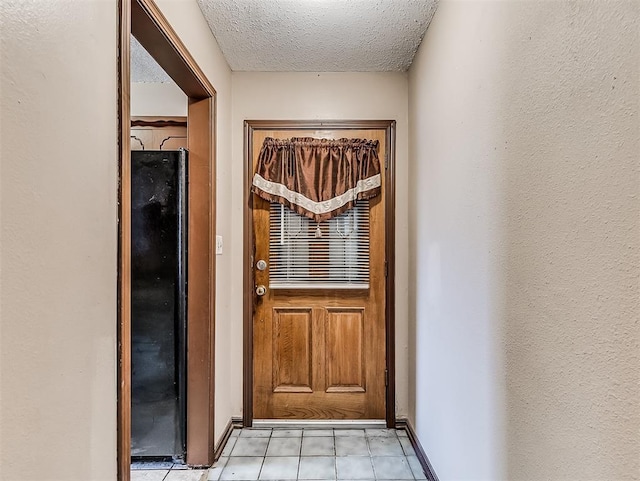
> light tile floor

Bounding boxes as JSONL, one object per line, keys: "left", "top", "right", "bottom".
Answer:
{"left": 207, "top": 428, "right": 426, "bottom": 481}
{"left": 131, "top": 461, "right": 208, "bottom": 481}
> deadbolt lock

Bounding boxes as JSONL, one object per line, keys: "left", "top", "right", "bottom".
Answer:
{"left": 256, "top": 259, "right": 267, "bottom": 271}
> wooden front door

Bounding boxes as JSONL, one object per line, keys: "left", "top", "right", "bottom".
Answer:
{"left": 251, "top": 128, "right": 387, "bottom": 420}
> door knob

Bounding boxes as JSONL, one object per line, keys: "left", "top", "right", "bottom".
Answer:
{"left": 255, "top": 285, "right": 267, "bottom": 296}
{"left": 256, "top": 259, "right": 267, "bottom": 271}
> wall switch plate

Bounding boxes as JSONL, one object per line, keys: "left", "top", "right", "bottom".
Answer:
{"left": 216, "top": 235, "right": 223, "bottom": 255}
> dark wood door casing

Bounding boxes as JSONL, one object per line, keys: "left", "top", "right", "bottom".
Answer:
{"left": 118, "top": 0, "right": 217, "bottom": 479}
{"left": 243, "top": 120, "right": 396, "bottom": 427}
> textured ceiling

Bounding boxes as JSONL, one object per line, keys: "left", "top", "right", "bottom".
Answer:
{"left": 131, "top": 35, "right": 172, "bottom": 83}
{"left": 196, "top": 0, "right": 438, "bottom": 72}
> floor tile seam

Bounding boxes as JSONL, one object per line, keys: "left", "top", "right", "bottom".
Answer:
{"left": 366, "top": 435, "right": 373, "bottom": 458}
{"left": 372, "top": 455, "right": 417, "bottom": 481}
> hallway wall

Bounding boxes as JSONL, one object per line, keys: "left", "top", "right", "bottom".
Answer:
{"left": 408, "top": 1, "right": 639, "bottom": 480}
{"left": 0, "top": 0, "right": 233, "bottom": 478}
{"left": 231, "top": 72, "right": 410, "bottom": 419}
{"left": 0, "top": 1, "right": 118, "bottom": 479}
{"left": 131, "top": 82, "right": 187, "bottom": 117}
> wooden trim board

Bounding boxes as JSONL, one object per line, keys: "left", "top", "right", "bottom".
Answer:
{"left": 243, "top": 120, "right": 396, "bottom": 427}
{"left": 185, "top": 96, "right": 216, "bottom": 466}
{"left": 130, "top": 0, "right": 214, "bottom": 98}
{"left": 242, "top": 121, "right": 254, "bottom": 427}
{"left": 131, "top": 116, "right": 187, "bottom": 127}
{"left": 213, "top": 417, "right": 244, "bottom": 462}
{"left": 118, "top": 0, "right": 217, "bottom": 477}
{"left": 396, "top": 418, "right": 440, "bottom": 481}
{"left": 117, "top": 1, "right": 132, "bottom": 480}
{"left": 384, "top": 121, "right": 397, "bottom": 427}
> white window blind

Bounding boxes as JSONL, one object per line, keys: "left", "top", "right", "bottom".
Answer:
{"left": 269, "top": 201, "right": 370, "bottom": 289}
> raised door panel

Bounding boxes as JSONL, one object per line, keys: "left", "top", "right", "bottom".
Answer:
{"left": 272, "top": 308, "right": 313, "bottom": 393}
{"left": 325, "top": 308, "right": 365, "bottom": 393}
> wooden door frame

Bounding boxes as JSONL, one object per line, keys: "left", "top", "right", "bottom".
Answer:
{"left": 118, "top": 0, "right": 217, "bottom": 478}
{"left": 242, "top": 120, "right": 397, "bottom": 427}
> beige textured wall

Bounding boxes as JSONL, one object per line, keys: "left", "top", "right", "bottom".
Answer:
{"left": 0, "top": 1, "right": 234, "bottom": 479}
{"left": 408, "top": 1, "right": 639, "bottom": 480}
{"left": 153, "top": 0, "right": 234, "bottom": 446}
{"left": 231, "top": 72, "right": 410, "bottom": 418}
{"left": 0, "top": 1, "right": 118, "bottom": 480}
{"left": 130, "top": 82, "right": 187, "bottom": 117}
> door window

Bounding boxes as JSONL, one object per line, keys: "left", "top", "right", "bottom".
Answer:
{"left": 268, "top": 200, "right": 370, "bottom": 289}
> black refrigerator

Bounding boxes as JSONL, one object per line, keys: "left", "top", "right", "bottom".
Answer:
{"left": 131, "top": 149, "right": 187, "bottom": 460}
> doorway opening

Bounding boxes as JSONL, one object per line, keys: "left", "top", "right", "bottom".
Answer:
{"left": 242, "top": 120, "right": 397, "bottom": 427}
{"left": 129, "top": 36, "right": 189, "bottom": 464}
{"left": 118, "top": 0, "right": 217, "bottom": 479}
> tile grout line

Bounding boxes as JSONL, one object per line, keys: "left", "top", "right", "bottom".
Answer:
{"left": 262, "top": 429, "right": 274, "bottom": 480}
{"left": 333, "top": 429, "right": 338, "bottom": 481}
{"left": 296, "top": 430, "right": 303, "bottom": 480}
{"left": 367, "top": 432, "right": 375, "bottom": 480}
{"left": 332, "top": 428, "right": 337, "bottom": 480}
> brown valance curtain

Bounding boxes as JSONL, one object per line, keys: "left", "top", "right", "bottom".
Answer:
{"left": 251, "top": 137, "right": 381, "bottom": 222}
